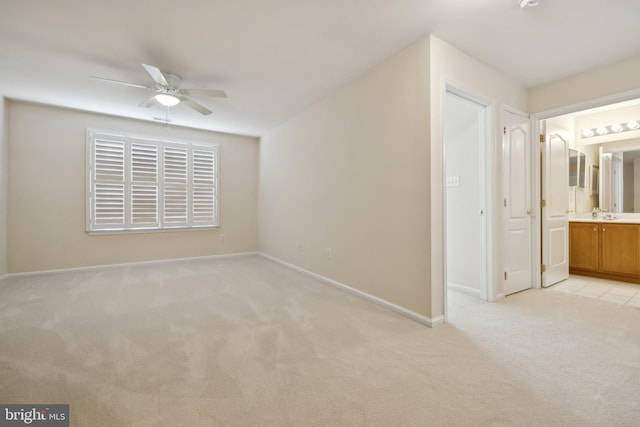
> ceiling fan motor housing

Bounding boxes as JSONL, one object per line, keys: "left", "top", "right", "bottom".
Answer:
{"left": 164, "top": 72, "right": 182, "bottom": 89}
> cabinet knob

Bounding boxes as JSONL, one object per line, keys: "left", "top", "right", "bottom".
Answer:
{"left": 593, "top": 227, "right": 597, "bottom": 231}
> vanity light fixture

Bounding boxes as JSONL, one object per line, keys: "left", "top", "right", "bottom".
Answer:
{"left": 155, "top": 93, "right": 180, "bottom": 107}
{"left": 581, "top": 119, "right": 640, "bottom": 138}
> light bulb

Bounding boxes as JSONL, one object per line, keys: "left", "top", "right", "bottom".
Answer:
{"left": 611, "top": 123, "right": 624, "bottom": 133}
{"left": 596, "top": 127, "right": 608, "bottom": 136}
{"left": 582, "top": 129, "right": 594, "bottom": 138}
{"left": 627, "top": 120, "right": 639, "bottom": 130}
{"left": 155, "top": 93, "right": 180, "bottom": 107}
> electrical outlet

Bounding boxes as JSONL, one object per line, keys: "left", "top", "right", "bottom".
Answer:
{"left": 298, "top": 244, "right": 303, "bottom": 252}
{"left": 325, "top": 248, "right": 332, "bottom": 259}
{"left": 220, "top": 233, "right": 225, "bottom": 241}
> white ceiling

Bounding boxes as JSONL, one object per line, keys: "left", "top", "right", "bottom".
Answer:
{"left": 1, "top": 0, "right": 640, "bottom": 136}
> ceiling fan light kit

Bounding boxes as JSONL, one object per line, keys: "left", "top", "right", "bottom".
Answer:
{"left": 155, "top": 93, "right": 180, "bottom": 107}
{"left": 92, "top": 63, "right": 227, "bottom": 116}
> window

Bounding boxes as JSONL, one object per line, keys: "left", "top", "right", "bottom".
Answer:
{"left": 87, "top": 130, "right": 219, "bottom": 233}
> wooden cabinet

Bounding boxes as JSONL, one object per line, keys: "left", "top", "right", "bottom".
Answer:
{"left": 569, "top": 221, "right": 640, "bottom": 283}
{"left": 600, "top": 223, "right": 640, "bottom": 276}
{"left": 569, "top": 222, "right": 599, "bottom": 271}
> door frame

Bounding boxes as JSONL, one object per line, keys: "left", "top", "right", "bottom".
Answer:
{"left": 530, "top": 88, "right": 640, "bottom": 288}
{"left": 442, "top": 82, "right": 496, "bottom": 322}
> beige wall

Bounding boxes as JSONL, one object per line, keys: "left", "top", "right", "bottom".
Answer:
{"left": 0, "top": 97, "right": 7, "bottom": 277}
{"left": 429, "top": 36, "right": 528, "bottom": 314}
{"left": 259, "top": 38, "right": 432, "bottom": 317}
{"left": 258, "top": 35, "right": 529, "bottom": 321}
{"left": 7, "top": 101, "right": 259, "bottom": 273}
{"left": 529, "top": 55, "right": 640, "bottom": 114}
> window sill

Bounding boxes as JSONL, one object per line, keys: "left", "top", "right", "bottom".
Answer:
{"left": 87, "top": 225, "right": 220, "bottom": 236}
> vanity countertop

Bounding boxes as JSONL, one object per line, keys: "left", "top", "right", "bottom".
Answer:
{"left": 569, "top": 217, "right": 640, "bottom": 224}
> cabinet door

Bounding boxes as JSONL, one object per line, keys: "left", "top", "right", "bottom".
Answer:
{"left": 600, "top": 223, "right": 640, "bottom": 276}
{"left": 569, "top": 222, "right": 599, "bottom": 271}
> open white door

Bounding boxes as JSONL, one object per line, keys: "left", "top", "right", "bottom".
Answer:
{"left": 600, "top": 150, "right": 611, "bottom": 211}
{"left": 503, "top": 111, "right": 532, "bottom": 295}
{"left": 542, "top": 131, "right": 570, "bottom": 287}
{"left": 612, "top": 156, "right": 623, "bottom": 213}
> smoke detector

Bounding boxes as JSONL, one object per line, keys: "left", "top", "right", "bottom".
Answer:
{"left": 519, "top": 0, "right": 540, "bottom": 8}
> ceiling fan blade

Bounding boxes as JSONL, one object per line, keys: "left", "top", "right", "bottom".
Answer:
{"left": 138, "top": 96, "right": 157, "bottom": 108}
{"left": 181, "top": 88, "right": 228, "bottom": 99}
{"left": 178, "top": 96, "right": 212, "bottom": 115}
{"left": 142, "top": 64, "right": 169, "bottom": 86}
{"left": 91, "top": 76, "right": 149, "bottom": 89}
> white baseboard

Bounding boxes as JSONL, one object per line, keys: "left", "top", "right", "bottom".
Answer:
{"left": 260, "top": 253, "right": 444, "bottom": 328}
{"left": 3, "top": 252, "right": 445, "bottom": 328}
{"left": 6, "top": 251, "right": 259, "bottom": 279}
{"left": 447, "top": 282, "right": 481, "bottom": 297}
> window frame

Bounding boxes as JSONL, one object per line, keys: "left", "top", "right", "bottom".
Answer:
{"left": 86, "top": 129, "right": 220, "bottom": 234}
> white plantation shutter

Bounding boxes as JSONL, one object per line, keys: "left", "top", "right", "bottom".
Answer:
{"left": 91, "top": 136, "right": 125, "bottom": 228}
{"left": 163, "top": 145, "right": 189, "bottom": 226}
{"left": 130, "top": 142, "right": 159, "bottom": 227}
{"left": 87, "top": 130, "right": 219, "bottom": 232}
{"left": 192, "top": 148, "right": 217, "bottom": 225}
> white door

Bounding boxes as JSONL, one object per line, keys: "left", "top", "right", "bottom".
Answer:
{"left": 542, "top": 132, "right": 569, "bottom": 287}
{"left": 600, "top": 151, "right": 611, "bottom": 211}
{"left": 612, "top": 156, "right": 623, "bottom": 213}
{"left": 503, "top": 111, "right": 532, "bottom": 295}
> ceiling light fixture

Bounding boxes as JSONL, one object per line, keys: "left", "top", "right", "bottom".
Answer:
{"left": 581, "top": 120, "right": 640, "bottom": 139}
{"left": 519, "top": 0, "right": 540, "bottom": 9}
{"left": 155, "top": 93, "right": 180, "bottom": 107}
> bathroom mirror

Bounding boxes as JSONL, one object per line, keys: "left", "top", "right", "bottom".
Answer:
{"left": 578, "top": 152, "right": 586, "bottom": 187}
{"left": 599, "top": 141, "right": 640, "bottom": 213}
{"left": 569, "top": 149, "right": 585, "bottom": 188}
{"left": 590, "top": 165, "right": 599, "bottom": 196}
{"left": 569, "top": 149, "right": 578, "bottom": 186}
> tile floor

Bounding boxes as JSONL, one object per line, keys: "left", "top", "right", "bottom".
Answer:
{"left": 547, "top": 274, "right": 640, "bottom": 309}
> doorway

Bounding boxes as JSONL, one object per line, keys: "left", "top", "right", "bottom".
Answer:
{"left": 533, "top": 91, "right": 640, "bottom": 289}
{"left": 443, "top": 86, "right": 493, "bottom": 304}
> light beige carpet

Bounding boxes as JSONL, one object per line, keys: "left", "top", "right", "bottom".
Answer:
{"left": 1, "top": 255, "right": 639, "bottom": 426}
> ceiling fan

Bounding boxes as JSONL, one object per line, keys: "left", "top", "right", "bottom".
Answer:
{"left": 91, "top": 63, "right": 227, "bottom": 115}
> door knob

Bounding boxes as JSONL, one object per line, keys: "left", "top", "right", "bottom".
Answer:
{"left": 566, "top": 209, "right": 574, "bottom": 214}
{"left": 527, "top": 209, "right": 532, "bottom": 215}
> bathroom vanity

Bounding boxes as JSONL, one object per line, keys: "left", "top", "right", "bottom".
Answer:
{"left": 569, "top": 218, "right": 640, "bottom": 283}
